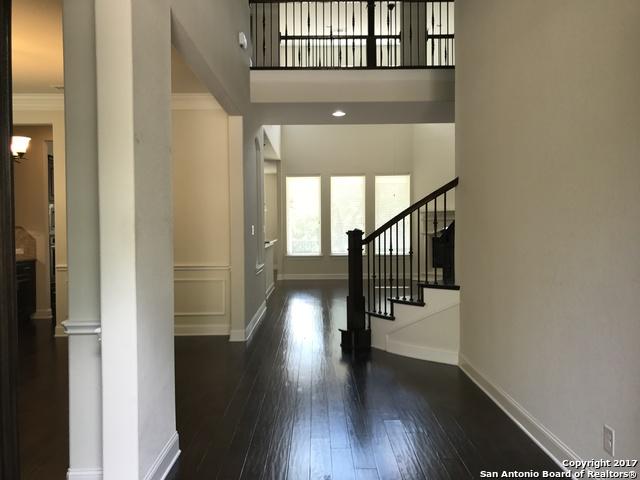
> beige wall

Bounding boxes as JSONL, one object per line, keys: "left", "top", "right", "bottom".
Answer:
{"left": 457, "top": 0, "right": 640, "bottom": 464}
{"left": 13, "top": 106, "right": 68, "bottom": 330}
{"left": 172, "top": 106, "right": 231, "bottom": 335}
{"left": 279, "top": 124, "right": 455, "bottom": 277}
{"left": 412, "top": 123, "right": 455, "bottom": 206}
{"left": 13, "top": 124, "right": 53, "bottom": 317}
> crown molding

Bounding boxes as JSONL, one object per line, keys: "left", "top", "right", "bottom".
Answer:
{"left": 13, "top": 94, "right": 65, "bottom": 111}
{"left": 12, "top": 93, "right": 221, "bottom": 112}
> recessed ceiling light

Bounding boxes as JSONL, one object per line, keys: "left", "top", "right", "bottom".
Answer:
{"left": 332, "top": 110, "right": 346, "bottom": 118}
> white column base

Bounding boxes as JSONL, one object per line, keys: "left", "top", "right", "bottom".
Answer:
{"left": 143, "top": 432, "right": 180, "bottom": 480}
{"left": 67, "top": 467, "right": 103, "bottom": 480}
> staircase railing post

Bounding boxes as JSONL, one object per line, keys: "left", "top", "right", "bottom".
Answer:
{"left": 366, "top": 0, "right": 377, "bottom": 68}
{"left": 341, "top": 229, "right": 371, "bottom": 351}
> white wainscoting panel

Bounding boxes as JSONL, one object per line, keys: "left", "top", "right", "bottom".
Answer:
{"left": 174, "top": 265, "right": 230, "bottom": 336}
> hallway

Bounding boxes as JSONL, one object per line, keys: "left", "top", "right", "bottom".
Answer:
{"left": 172, "top": 281, "right": 559, "bottom": 479}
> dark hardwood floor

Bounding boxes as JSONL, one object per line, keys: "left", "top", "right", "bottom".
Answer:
{"left": 171, "top": 281, "right": 560, "bottom": 480}
{"left": 17, "top": 281, "right": 560, "bottom": 479}
{"left": 18, "top": 319, "right": 69, "bottom": 480}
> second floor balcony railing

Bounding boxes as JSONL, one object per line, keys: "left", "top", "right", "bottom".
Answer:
{"left": 250, "top": 0, "right": 454, "bottom": 69}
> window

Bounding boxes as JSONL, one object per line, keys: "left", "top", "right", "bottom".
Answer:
{"left": 286, "top": 177, "right": 321, "bottom": 256}
{"left": 330, "top": 176, "right": 366, "bottom": 255}
{"left": 375, "top": 175, "right": 411, "bottom": 253}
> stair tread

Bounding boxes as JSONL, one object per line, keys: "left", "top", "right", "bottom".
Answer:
{"left": 387, "top": 297, "right": 425, "bottom": 307}
{"left": 417, "top": 282, "right": 460, "bottom": 291}
{"left": 366, "top": 310, "right": 395, "bottom": 321}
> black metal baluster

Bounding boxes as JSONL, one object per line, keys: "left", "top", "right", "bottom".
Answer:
{"left": 403, "top": 216, "right": 407, "bottom": 298}
{"left": 444, "top": 191, "right": 448, "bottom": 284}
{"left": 330, "top": 1, "right": 333, "bottom": 67}
{"left": 385, "top": 4, "right": 390, "bottom": 66}
{"left": 417, "top": 205, "right": 421, "bottom": 297}
{"left": 367, "top": 242, "right": 371, "bottom": 313}
{"left": 389, "top": 226, "right": 394, "bottom": 301}
{"left": 395, "top": 222, "right": 399, "bottom": 299}
{"left": 425, "top": 200, "right": 429, "bottom": 283}
{"left": 383, "top": 229, "right": 387, "bottom": 315}
{"left": 433, "top": 195, "right": 438, "bottom": 285}
{"left": 409, "top": 211, "right": 413, "bottom": 301}
{"left": 261, "top": 3, "right": 266, "bottom": 65}
{"left": 377, "top": 237, "right": 382, "bottom": 314}
{"left": 307, "top": 2, "right": 311, "bottom": 67}
{"left": 440, "top": 1, "right": 443, "bottom": 66}
{"left": 352, "top": 1, "right": 355, "bottom": 66}
{"left": 372, "top": 238, "right": 376, "bottom": 313}
{"left": 270, "top": 2, "right": 273, "bottom": 67}
{"left": 408, "top": 1, "right": 412, "bottom": 66}
{"left": 359, "top": 2, "right": 363, "bottom": 67}
{"left": 445, "top": 0, "right": 449, "bottom": 65}
{"left": 431, "top": 2, "right": 435, "bottom": 65}
{"left": 379, "top": 1, "right": 382, "bottom": 66}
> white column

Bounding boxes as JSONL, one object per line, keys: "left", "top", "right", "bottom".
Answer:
{"left": 61, "top": 1, "right": 103, "bottom": 478}
{"left": 94, "top": 0, "right": 179, "bottom": 478}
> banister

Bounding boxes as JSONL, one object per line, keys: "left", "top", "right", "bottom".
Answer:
{"left": 362, "top": 177, "right": 458, "bottom": 244}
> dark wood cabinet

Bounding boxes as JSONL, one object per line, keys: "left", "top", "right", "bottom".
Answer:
{"left": 16, "top": 259, "right": 36, "bottom": 320}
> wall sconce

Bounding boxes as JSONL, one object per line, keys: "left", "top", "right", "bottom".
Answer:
{"left": 11, "top": 136, "right": 30, "bottom": 161}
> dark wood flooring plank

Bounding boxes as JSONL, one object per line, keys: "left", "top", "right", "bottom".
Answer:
{"left": 310, "top": 437, "right": 332, "bottom": 480}
{"left": 331, "top": 447, "right": 356, "bottom": 480}
{"left": 18, "top": 280, "right": 562, "bottom": 480}
{"left": 384, "top": 419, "right": 426, "bottom": 480}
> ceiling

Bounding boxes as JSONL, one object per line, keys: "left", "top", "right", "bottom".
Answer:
{"left": 11, "top": 0, "right": 208, "bottom": 94}
{"left": 12, "top": 0, "right": 64, "bottom": 93}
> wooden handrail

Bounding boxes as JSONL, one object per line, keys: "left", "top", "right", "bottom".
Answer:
{"left": 362, "top": 177, "right": 458, "bottom": 244}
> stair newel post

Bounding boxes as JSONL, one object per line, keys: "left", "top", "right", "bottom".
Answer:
{"left": 341, "top": 229, "right": 371, "bottom": 351}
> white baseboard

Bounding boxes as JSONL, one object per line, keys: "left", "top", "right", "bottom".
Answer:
{"left": 229, "top": 301, "right": 267, "bottom": 342}
{"left": 67, "top": 467, "right": 103, "bottom": 480}
{"left": 278, "top": 273, "right": 348, "bottom": 281}
{"left": 143, "top": 431, "right": 180, "bottom": 480}
{"left": 459, "top": 354, "right": 580, "bottom": 471}
{"left": 385, "top": 339, "right": 459, "bottom": 366}
{"left": 31, "top": 308, "right": 53, "bottom": 320}
{"left": 174, "top": 324, "right": 229, "bottom": 336}
{"left": 266, "top": 282, "right": 276, "bottom": 300}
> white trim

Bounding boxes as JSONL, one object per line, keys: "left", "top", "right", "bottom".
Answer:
{"left": 174, "top": 311, "right": 225, "bottom": 317}
{"left": 229, "top": 301, "right": 267, "bottom": 342}
{"left": 278, "top": 273, "right": 347, "bottom": 281}
{"left": 13, "top": 94, "right": 65, "bottom": 111}
{"left": 173, "top": 263, "right": 230, "bottom": 272}
{"left": 62, "top": 321, "right": 101, "bottom": 336}
{"left": 265, "top": 282, "right": 276, "bottom": 300}
{"left": 66, "top": 467, "right": 103, "bottom": 480}
{"left": 13, "top": 93, "right": 221, "bottom": 112}
{"left": 459, "top": 354, "right": 580, "bottom": 472}
{"left": 174, "top": 323, "right": 230, "bottom": 336}
{"left": 31, "top": 308, "right": 53, "bottom": 320}
{"left": 142, "top": 431, "right": 180, "bottom": 480}
{"left": 384, "top": 340, "right": 458, "bottom": 365}
{"left": 171, "top": 93, "right": 221, "bottom": 110}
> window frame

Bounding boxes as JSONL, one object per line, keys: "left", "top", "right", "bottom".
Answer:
{"left": 329, "top": 175, "right": 367, "bottom": 256}
{"left": 285, "top": 175, "right": 323, "bottom": 257}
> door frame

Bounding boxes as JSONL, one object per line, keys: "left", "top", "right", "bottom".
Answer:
{"left": 0, "top": 0, "right": 21, "bottom": 477}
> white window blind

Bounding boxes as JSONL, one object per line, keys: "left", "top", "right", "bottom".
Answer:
{"left": 375, "top": 175, "right": 411, "bottom": 253}
{"left": 330, "top": 176, "right": 366, "bottom": 255}
{"left": 286, "top": 176, "right": 322, "bottom": 256}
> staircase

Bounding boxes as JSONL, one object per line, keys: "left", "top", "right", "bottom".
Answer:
{"left": 341, "top": 178, "right": 460, "bottom": 364}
